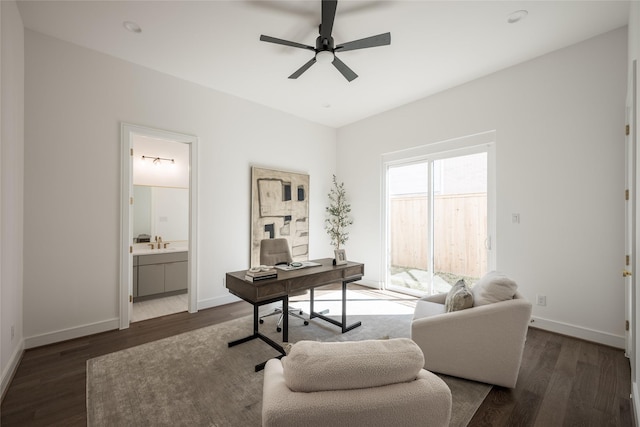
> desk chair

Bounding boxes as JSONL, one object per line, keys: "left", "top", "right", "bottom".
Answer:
{"left": 258, "top": 238, "right": 309, "bottom": 332}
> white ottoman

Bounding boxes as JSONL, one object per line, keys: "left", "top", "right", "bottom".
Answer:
{"left": 261, "top": 338, "right": 452, "bottom": 427}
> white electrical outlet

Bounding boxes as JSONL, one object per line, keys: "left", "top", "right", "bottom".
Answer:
{"left": 536, "top": 295, "right": 547, "bottom": 306}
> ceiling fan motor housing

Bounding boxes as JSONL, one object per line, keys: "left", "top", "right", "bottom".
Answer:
{"left": 316, "top": 34, "right": 334, "bottom": 52}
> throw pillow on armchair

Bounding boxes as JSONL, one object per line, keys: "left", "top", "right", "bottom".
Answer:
{"left": 444, "top": 279, "right": 473, "bottom": 312}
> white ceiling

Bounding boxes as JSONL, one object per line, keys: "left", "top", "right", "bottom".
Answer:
{"left": 16, "top": 0, "right": 630, "bottom": 128}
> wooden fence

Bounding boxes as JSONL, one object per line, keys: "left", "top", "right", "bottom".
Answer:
{"left": 390, "top": 193, "right": 487, "bottom": 278}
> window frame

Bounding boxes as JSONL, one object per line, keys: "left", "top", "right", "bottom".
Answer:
{"left": 381, "top": 131, "right": 496, "bottom": 294}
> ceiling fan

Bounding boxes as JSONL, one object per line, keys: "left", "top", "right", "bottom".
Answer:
{"left": 259, "top": 0, "right": 391, "bottom": 82}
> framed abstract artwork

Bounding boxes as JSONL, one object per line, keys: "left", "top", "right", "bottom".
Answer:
{"left": 250, "top": 166, "right": 310, "bottom": 267}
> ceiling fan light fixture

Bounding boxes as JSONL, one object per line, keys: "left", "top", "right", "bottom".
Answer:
{"left": 315, "top": 50, "right": 334, "bottom": 64}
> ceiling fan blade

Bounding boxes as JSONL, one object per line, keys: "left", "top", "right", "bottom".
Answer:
{"left": 320, "top": 0, "right": 338, "bottom": 41}
{"left": 332, "top": 56, "right": 358, "bottom": 82}
{"left": 336, "top": 32, "right": 391, "bottom": 52}
{"left": 289, "top": 57, "right": 317, "bottom": 79}
{"left": 260, "top": 35, "right": 315, "bottom": 51}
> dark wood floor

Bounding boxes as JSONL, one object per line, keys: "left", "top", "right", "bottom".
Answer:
{"left": 1, "top": 290, "right": 635, "bottom": 426}
{"left": 469, "top": 326, "right": 633, "bottom": 427}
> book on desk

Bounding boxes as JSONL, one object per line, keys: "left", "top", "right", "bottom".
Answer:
{"left": 244, "top": 268, "right": 278, "bottom": 282}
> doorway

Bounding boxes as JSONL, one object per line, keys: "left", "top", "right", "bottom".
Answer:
{"left": 120, "top": 124, "right": 198, "bottom": 329}
{"left": 382, "top": 132, "right": 495, "bottom": 296}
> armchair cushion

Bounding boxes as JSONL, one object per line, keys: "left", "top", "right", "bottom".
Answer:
{"left": 282, "top": 338, "right": 424, "bottom": 392}
{"left": 471, "top": 271, "right": 518, "bottom": 306}
{"left": 444, "top": 279, "right": 474, "bottom": 312}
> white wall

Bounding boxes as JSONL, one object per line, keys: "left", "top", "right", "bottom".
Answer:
{"left": 23, "top": 30, "right": 336, "bottom": 346}
{"left": 337, "top": 28, "right": 627, "bottom": 347}
{"left": 1, "top": 0, "right": 24, "bottom": 396}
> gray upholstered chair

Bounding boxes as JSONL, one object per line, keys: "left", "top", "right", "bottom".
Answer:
{"left": 262, "top": 339, "right": 452, "bottom": 427}
{"left": 258, "top": 238, "right": 308, "bottom": 331}
{"left": 410, "top": 273, "right": 532, "bottom": 388}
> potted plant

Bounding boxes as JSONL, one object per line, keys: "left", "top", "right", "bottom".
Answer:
{"left": 325, "top": 175, "right": 353, "bottom": 265}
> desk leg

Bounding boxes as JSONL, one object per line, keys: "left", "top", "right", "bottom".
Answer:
{"left": 253, "top": 304, "right": 259, "bottom": 333}
{"left": 228, "top": 297, "right": 287, "bottom": 372}
{"left": 310, "top": 279, "right": 362, "bottom": 333}
{"left": 310, "top": 288, "right": 315, "bottom": 316}
{"left": 282, "top": 295, "right": 289, "bottom": 343}
{"left": 340, "top": 279, "right": 362, "bottom": 333}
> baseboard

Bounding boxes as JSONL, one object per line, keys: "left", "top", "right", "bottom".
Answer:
{"left": 1, "top": 338, "right": 25, "bottom": 402}
{"left": 355, "top": 278, "right": 382, "bottom": 289}
{"left": 197, "top": 293, "right": 242, "bottom": 311}
{"left": 530, "top": 316, "right": 625, "bottom": 348}
{"left": 24, "top": 318, "right": 120, "bottom": 349}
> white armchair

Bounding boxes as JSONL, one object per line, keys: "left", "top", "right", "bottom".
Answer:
{"left": 410, "top": 291, "right": 532, "bottom": 388}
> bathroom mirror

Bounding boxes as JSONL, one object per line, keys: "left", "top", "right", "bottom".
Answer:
{"left": 133, "top": 185, "right": 189, "bottom": 242}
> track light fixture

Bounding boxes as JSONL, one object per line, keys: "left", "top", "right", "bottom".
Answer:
{"left": 141, "top": 155, "right": 175, "bottom": 165}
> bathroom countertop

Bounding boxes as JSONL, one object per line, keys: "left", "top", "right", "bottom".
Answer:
{"left": 133, "top": 247, "right": 188, "bottom": 256}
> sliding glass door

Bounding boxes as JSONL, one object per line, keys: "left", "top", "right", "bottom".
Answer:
{"left": 386, "top": 149, "right": 489, "bottom": 296}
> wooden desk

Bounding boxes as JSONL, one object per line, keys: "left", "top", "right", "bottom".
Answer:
{"left": 226, "top": 258, "right": 364, "bottom": 371}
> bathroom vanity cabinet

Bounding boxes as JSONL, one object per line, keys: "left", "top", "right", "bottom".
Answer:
{"left": 133, "top": 251, "right": 188, "bottom": 301}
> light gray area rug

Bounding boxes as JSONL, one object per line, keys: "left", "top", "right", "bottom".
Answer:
{"left": 87, "top": 312, "right": 491, "bottom": 426}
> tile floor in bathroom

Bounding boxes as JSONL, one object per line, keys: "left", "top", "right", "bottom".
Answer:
{"left": 132, "top": 293, "right": 188, "bottom": 322}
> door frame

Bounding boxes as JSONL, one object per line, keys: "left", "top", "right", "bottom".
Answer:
{"left": 119, "top": 123, "right": 199, "bottom": 329}
{"left": 627, "top": 59, "right": 638, "bottom": 387}
{"left": 626, "top": 102, "right": 635, "bottom": 363}
{"left": 381, "top": 131, "right": 496, "bottom": 294}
